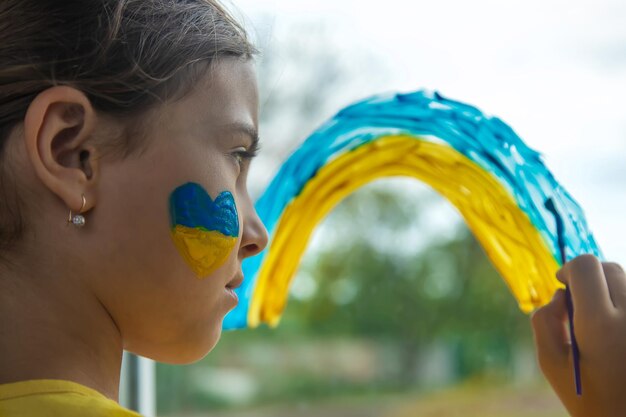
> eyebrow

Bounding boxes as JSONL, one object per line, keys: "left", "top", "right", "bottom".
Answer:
{"left": 225, "top": 122, "right": 260, "bottom": 152}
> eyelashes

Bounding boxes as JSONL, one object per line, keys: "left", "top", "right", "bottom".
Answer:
{"left": 233, "top": 146, "right": 260, "bottom": 167}
{"left": 238, "top": 148, "right": 260, "bottom": 160}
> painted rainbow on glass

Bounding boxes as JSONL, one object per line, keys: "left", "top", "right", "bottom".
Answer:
{"left": 223, "top": 90, "right": 602, "bottom": 330}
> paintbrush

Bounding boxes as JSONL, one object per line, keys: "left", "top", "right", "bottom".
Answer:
{"left": 544, "top": 197, "right": 582, "bottom": 396}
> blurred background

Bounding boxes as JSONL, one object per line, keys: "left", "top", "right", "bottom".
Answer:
{"left": 155, "top": 0, "right": 626, "bottom": 415}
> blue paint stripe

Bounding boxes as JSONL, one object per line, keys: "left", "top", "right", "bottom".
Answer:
{"left": 223, "top": 90, "right": 601, "bottom": 330}
{"left": 170, "top": 182, "right": 239, "bottom": 238}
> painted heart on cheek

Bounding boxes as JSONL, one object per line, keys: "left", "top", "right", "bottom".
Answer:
{"left": 169, "top": 182, "right": 240, "bottom": 278}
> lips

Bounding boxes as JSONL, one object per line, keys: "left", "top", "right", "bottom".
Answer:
{"left": 226, "top": 273, "right": 244, "bottom": 290}
{"left": 225, "top": 273, "right": 243, "bottom": 305}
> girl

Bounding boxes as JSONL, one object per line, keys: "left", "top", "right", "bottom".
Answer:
{"left": 0, "top": 0, "right": 267, "bottom": 415}
{"left": 0, "top": 1, "right": 622, "bottom": 417}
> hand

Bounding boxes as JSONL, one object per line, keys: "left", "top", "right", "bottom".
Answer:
{"left": 531, "top": 254, "right": 626, "bottom": 417}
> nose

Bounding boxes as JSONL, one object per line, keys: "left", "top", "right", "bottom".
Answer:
{"left": 238, "top": 204, "right": 269, "bottom": 259}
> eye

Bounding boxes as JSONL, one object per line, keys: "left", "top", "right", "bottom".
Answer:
{"left": 232, "top": 147, "right": 259, "bottom": 169}
{"left": 233, "top": 151, "right": 244, "bottom": 166}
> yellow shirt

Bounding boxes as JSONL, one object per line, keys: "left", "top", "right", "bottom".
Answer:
{"left": 0, "top": 379, "right": 143, "bottom": 417}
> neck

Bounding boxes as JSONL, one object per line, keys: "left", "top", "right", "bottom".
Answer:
{"left": 0, "top": 261, "right": 123, "bottom": 402}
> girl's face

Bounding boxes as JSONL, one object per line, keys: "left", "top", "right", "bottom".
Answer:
{"left": 87, "top": 58, "right": 268, "bottom": 363}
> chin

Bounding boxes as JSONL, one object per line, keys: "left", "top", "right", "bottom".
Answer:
{"left": 128, "top": 320, "right": 224, "bottom": 365}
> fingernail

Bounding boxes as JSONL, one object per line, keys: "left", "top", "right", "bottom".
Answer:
{"left": 556, "top": 267, "right": 565, "bottom": 281}
{"left": 552, "top": 288, "right": 565, "bottom": 302}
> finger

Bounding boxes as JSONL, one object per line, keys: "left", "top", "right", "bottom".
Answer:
{"left": 531, "top": 289, "right": 570, "bottom": 373}
{"left": 556, "top": 254, "right": 614, "bottom": 315}
{"left": 603, "top": 262, "right": 626, "bottom": 309}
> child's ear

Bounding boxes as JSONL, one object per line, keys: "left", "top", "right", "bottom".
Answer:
{"left": 23, "top": 86, "right": 99, "bottom": 214}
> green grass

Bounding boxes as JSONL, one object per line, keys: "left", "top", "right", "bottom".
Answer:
{"left": 166, "top": 380, "right": 569, "bottom": 417}
{"left": 385, "top": 381, "right": 568, "bottom": 417}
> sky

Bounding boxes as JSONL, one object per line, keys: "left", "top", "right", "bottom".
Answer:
{"left": 230, "top": 0, "right": 626, "bottom": 263}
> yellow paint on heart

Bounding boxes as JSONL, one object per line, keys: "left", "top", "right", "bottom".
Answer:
{"left": 249, "top": 135, "right": 562, "bottom": 327}
{"left": 171, "top": 225, "right": 238, "bottom": 278}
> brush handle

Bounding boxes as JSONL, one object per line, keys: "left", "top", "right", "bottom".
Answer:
{"left": 565, "top": 286, "right": 582, "bottom": 395}
{"left": 544, "top": 197, "right": 582, "bottom": 396}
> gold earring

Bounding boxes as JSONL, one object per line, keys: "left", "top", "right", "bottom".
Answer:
{"left": 67, "top": 194, "right": 87, "bottom": 227}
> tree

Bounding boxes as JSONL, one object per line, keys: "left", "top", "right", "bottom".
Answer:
{"left": 291, "top": 181, "right": 533, "bottom": 384}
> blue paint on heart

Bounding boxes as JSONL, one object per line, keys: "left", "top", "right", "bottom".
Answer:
{"left": 169, "top": 182, "right": 239, "bottom": 237}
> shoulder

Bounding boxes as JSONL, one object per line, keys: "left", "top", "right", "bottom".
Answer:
{"left": 0, "top": 379, "right": 143, "bottom": 417}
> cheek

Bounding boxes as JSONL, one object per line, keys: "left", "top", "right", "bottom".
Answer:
{"left": 169, "top": 182, "right": 240, "bottom": 278}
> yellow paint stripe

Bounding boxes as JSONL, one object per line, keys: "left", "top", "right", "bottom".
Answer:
{"left": 171, "top": 225, "right": 237, "bottom": 278}
{"left": 249, "top": 135, "right": 561, "bottom": 327}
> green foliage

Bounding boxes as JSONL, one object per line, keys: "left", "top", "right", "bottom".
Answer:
{"left": 290, "top": 181, "right": 533, "bottom": 381}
